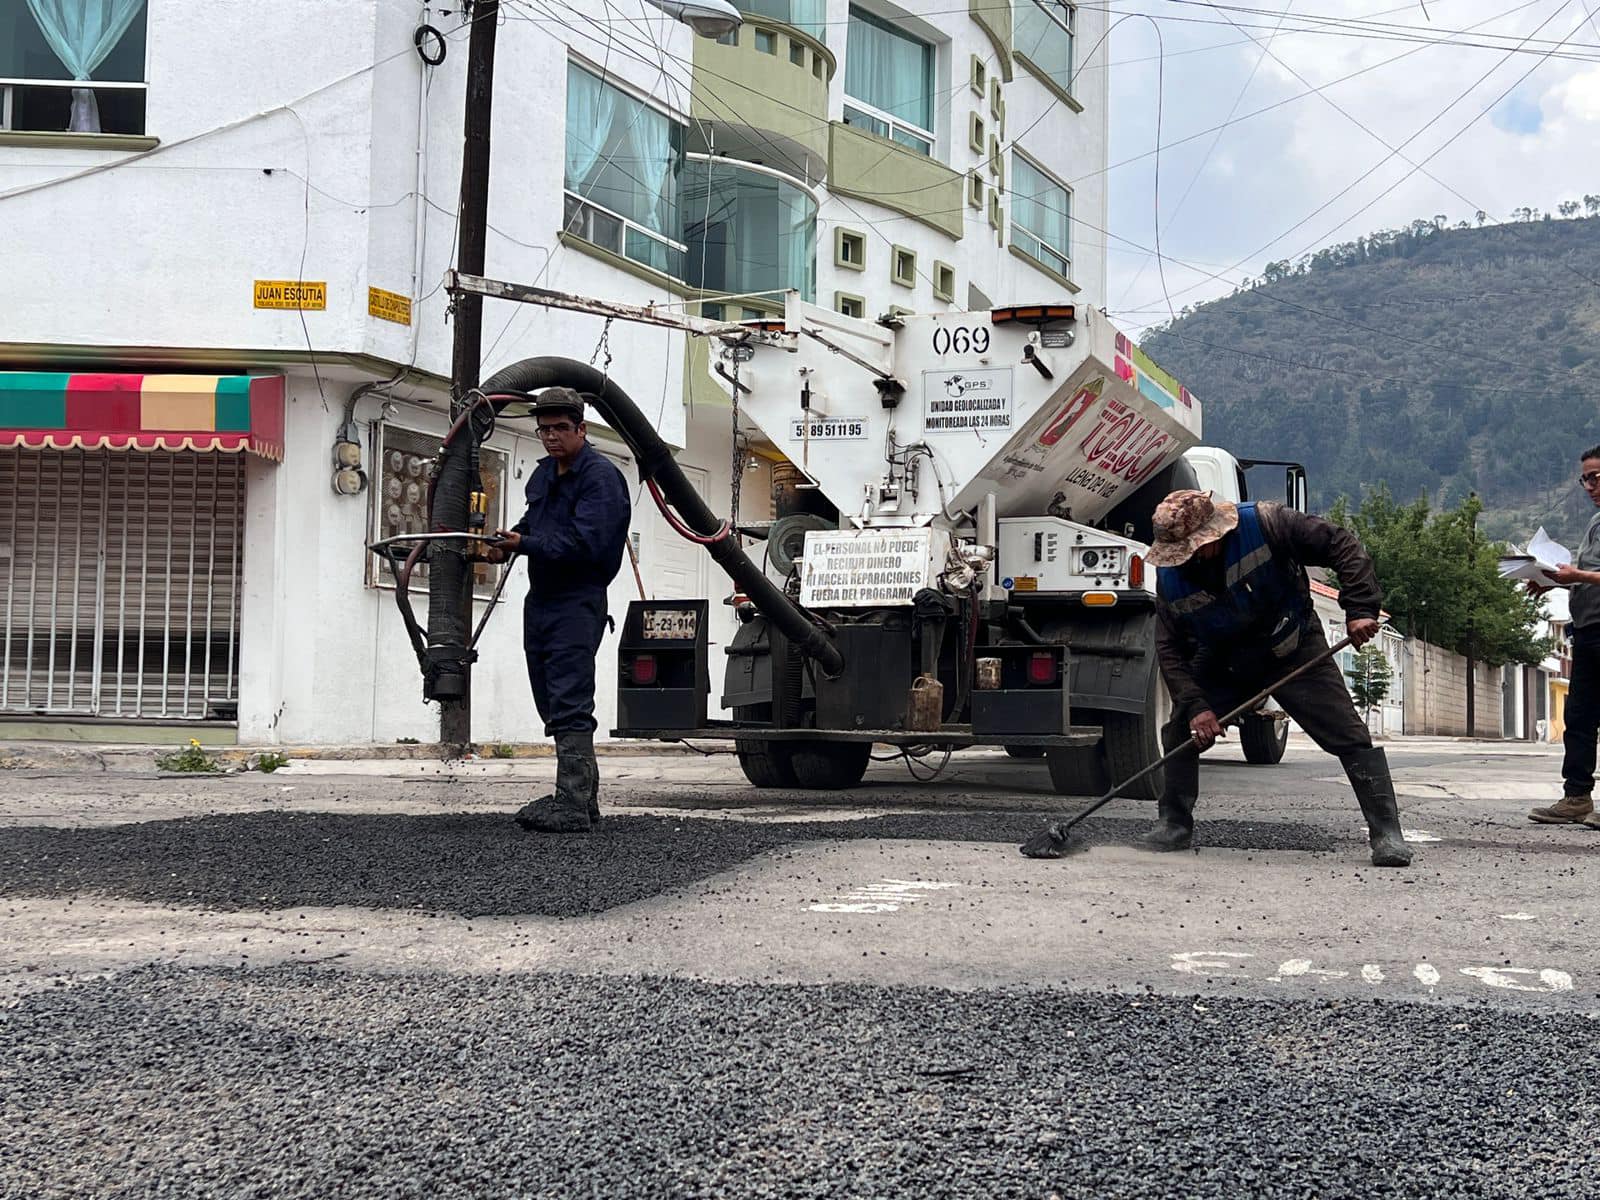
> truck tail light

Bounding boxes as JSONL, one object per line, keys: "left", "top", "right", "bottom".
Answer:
{"left": 1027, "top": 651, "right": 1058, "bottom": 686}
{"left": 630, "top": 654, "right": 658, "bottom": 686}
{"left": 1129, "top": 554, "right": 1144, "bottom": 588}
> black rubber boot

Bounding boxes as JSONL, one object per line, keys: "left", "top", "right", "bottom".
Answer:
{"left": 567, "top": 731, "right": 601, "bottom": 823}
{"left": 513, "top": 734, "right": 593, "bottom": 833}
{"left": 1141, "top": 720, "right": 1198, "bottom": 852}
{"left": 1342, "top": 745, "right": 1412, "bottom": 867}
{"left": 1141, "top": 791, "right": 1196, "bottom": 851}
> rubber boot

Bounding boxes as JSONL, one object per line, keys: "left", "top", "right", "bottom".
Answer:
{"left": 1141, "top": 791, "right": 1196, "bottom": 852}
{"left": 566, "top": 731, "right": 601, "bottom": 824}
{"left": 514, "top": 734, "right": 593, "bottom": 833}
{"left": 1342, "top": 745, "right": 1412, "bottom": 867}
{"left": 1141, "top": 721, "right": 1198, "bottom": 852}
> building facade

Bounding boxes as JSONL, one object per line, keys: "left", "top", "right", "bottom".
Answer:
{"left": 0, "top": 0, "right": 1108, "bottom": 745}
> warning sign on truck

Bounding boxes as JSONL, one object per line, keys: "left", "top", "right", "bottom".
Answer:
{"left": 921, "top": 367, "right": 1013, "bottom": 433}
{"left": 799, "top": 529, "right": 941, "bottom": 607}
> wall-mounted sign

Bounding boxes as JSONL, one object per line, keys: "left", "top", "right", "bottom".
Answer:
{"left": 368, "top": 286, "right": 413, "bottom": 326}
{"left": 254, "top": 280, "right": 327, "bottom": 310}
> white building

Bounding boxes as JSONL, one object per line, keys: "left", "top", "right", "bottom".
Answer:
{"left": 0, "top": 0, "right": 1108, "bottom": 745}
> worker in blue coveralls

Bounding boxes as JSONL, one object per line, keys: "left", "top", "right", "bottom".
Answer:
{"left": 486, "top": 387, "right": 631, "bottom": 833}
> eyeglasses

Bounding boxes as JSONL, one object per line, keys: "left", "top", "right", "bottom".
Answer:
{"left": 536, "top": 424, "right": 576, "bottom": 439}
{"left": 1581, "top": 472, "right": 1600, "bottom": 488}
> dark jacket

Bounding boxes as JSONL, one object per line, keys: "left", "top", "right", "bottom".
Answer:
{"left": 511, "top": 441, "right": 631, "bottom": 597}
{"left": 1155, "top": 502, "right": 1382, "bottom": 712}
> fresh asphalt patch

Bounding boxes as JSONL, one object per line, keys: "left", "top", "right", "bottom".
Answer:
{"left": 0, "top": 810, "right": 1335, "bottom": 917}
{"left": 2, "top": 964, "right": 1594, "bottom": 1200}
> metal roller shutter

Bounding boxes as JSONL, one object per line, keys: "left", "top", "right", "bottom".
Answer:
{"left": 0, "top": 448, "right": 245, "bottom": 721}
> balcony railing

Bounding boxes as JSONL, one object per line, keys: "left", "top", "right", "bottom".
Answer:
{"left": 733, "top": 0, "right": 825, "bottom": 40}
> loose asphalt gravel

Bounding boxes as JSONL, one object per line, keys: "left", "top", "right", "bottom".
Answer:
{"left": 0, "top": 810, "right": 1335, "bottom": 917}
{"left": 2, "top": 964, "right": 1596, "bottom": 1200}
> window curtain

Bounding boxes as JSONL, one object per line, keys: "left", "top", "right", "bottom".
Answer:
{"left": 1015, "top": 158, "right": 1068, "bottom": 254}
{"left": 564, "top": 64, "right": 618, "bottom": 191}
{"left": 844, "top": 11, "right": 931, "bottom": 130}
{"left": 626, "top": 104, "right": 676, "bottom": 237}
{"left": 787, "top": 0, "right": 825, "bottom": 39}
{"left": 24, "top": 0, "right": 145, "bottom": 132}
{"left": 780, "top": 182, "right": 817, "bottom": 302}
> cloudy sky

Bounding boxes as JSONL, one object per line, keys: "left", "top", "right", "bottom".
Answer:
{"left": 1099, "top": 0, "right": 1600, "bottom": 334}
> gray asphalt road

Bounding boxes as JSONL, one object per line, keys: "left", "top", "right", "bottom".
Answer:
{"left": 2, "top": 736, "right": 1596, "bottom": 1197}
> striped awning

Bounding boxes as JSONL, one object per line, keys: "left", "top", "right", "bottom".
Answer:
{"left": 0, "top": 372, "right": 286, "bottom": 461}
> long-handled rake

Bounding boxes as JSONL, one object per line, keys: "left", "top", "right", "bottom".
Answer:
{"left": 1018, "top": 635, "right": 1355, "bottom": 859}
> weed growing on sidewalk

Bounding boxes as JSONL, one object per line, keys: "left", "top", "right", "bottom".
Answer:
{"left": 252, "top": 752, "right": 292, "bottom": 774}
{"left": 155, "top": 739, "right": 222, "bottom": 774}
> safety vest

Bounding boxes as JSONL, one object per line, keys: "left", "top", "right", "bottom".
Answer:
{"left": 1157, "top": 502, "right": 1311, "bottom": 656}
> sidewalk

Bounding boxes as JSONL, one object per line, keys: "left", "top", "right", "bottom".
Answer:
{"left": 0, "top": 729, "right": 1558, "bottom": 775}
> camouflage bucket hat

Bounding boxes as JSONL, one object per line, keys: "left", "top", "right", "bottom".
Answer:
{"left": 1145, "top": 489, "right": 1240, "bottom": 567}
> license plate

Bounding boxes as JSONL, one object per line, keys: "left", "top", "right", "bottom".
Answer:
{"left": 643, "top": 609, "right": 697, "bottom": 639}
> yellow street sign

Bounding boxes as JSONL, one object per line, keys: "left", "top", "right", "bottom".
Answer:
{"left": 254, "top": 280, "right": 327, "bottom": 310}
{"left": 368, "top": 286, "right": 413, "bottom": 326}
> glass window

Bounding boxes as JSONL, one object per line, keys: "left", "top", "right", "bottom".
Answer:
{"left": 0, "top": 0, "right": 148, "bottom": 134}
{"left": 563, "top": 61, "right": 686, "bottom": 275}
{"left": 1011, "top": 153, "right": 1071, "bottom": 278}
{"left": 843, "top": 7, "right": 934, "bottom": 155}
{"left": 735, "top": 0, "right": 826, "bottom": 41}
{"left": 1014, "top": 0, "right": 1074, "bottom": 97}
{"left": 683, "top": 158, "right": 817, "bottom": 302}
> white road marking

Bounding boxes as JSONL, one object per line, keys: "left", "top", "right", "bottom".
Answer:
{"left": 1498, "top": 913, "right": 1538, "bottom": 921}
{"left": 1269, "top": 959, "right": 1348, "bottom": 983}
{"left": 1459, "top": 967, "right": 1574, "bottom": 993}
{"left": 1169, "top": 951, "right": 1254, "bottom": 976}
{"left": 1414, "top": 964, "right": 1441, "bottom": 986}
{"left": 1361, "top": 964, "right": 1384, "bottom": 984}
{"left": 809, "top": 878, "right": 958, "bottom": 914}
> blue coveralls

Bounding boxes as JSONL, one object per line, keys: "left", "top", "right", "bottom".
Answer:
{"left": 510, "top": 442, "right": 632, "bottom": 736}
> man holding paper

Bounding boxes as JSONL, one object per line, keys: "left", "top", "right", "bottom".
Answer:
{"left": 1528, "top": 446, "right": 1600, "bottom": 829}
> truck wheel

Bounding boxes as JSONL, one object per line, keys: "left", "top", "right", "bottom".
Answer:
{"left": 1004, "top": 745, "right": 1044, "bottom": 759}
{"left": 734, "top": 704, "right": 797, "bottom": 789}
{"left": 1099, "top": 669, "right": 1172, "bottom": 802}
{"left": 1240, "top": 712, "right": 1289, "bottom": 765}
{"left": 1045, "top": 746, "right": 1110, "bottom": 797}
{"left": 790, "top": 741, "right": 872, "bottom": 789}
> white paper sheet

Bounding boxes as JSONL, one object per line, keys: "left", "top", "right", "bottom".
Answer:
{"left": 1498, "top": 526, "right": 1572, "bottom": 587}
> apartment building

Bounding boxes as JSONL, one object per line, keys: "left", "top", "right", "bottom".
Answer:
{"left": 0, "top": 0, "right": 1107, "bottom": 744}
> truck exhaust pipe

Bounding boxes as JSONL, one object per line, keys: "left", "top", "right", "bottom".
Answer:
{"left": 426, "top": 357, "right": 843, "bottom": 692}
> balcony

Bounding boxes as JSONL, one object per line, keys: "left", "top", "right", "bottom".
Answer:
{"left": 827, "top": 122, "right": 965, "bottom": 239}
{"left": 689, "top": 15, "right": 835, "bottom": 181}
{"left": 682, "top": 156, "right": 818, "bottom": 303}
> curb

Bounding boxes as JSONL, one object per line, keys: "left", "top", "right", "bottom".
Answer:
{"left": 0, "top": 738, "right": 714, "bottom": 774}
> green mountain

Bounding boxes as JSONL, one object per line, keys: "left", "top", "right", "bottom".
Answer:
{"left": 1138, "top": 210, "right": 1600, "bottom": 547}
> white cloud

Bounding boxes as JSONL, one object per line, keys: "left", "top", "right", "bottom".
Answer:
{"left": 1104, "top": 0, "right": 1600, "bottom": 334}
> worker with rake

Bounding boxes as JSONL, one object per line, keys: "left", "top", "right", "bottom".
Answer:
{"left": 1143, "top": 490, "right": 1412, "bottom": 868}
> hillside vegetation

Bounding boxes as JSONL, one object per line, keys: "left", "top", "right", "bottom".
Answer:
{"left": 1138, "top": 208, "right": 1600, "bottom": 546}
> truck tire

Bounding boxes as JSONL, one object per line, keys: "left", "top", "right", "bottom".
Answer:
{"left": 734, "top": 704, "right": 797, "bottom": 789}
{"left": 1098, "top": 668, "right": 1172, "bottom": 802}
{"left": 790, "top": 741, "right": 872, "bottom": 790}
{"left": 1004, "top": 745, "right": 1044, "bottom": 759}
{"left": 1240, "top": 712, "right": 1289, "bottom": 765}
{"left": 1045, "top": 746, "right": 1110, "bottom": 797}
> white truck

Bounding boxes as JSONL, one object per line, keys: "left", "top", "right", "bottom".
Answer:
{"left": 603, "top": 298, "right": 1306, "bottom": 797}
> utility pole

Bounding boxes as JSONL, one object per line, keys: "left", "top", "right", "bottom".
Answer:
{"left": 439, "top": 0, "right": 499, "bottom": 753}
{"left": 1465, "top": 496, "right": 1478, "bottom": 738}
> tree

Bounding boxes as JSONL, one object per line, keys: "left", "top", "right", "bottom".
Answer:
{"left": 1559, "top": 200, "right": 1581, "bottom": 218}
{"left": 1585, "top": 194, "right": 1600, "bottom": 217}
{"left": 1346, "top": 645, "right": 1393, "bottom": 728}
{"left": 1328, "top": 488, "right": 1550, "bottom": 667}
{"left": 1475, "top": 209, "right": 1488, "bottom": 226}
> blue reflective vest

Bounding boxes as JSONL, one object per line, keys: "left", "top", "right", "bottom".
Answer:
{"left": 1157, "top": 502, "right": 1311, "bottom": 656}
